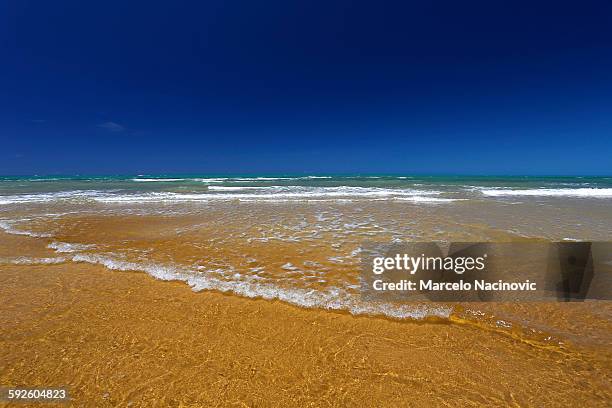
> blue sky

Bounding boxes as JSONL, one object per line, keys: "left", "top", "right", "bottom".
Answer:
{"left": 1, "top": 0, "right": 611, "bottom": 175}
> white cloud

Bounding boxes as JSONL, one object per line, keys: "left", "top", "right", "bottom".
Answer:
{"left": 97, "top": 121, "right": 125, "bottom": 132}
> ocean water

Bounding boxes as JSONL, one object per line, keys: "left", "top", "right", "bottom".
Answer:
{"left": 1, "top": 174, "right": 612, "bottom": 198}
{"left": 1, "top": 175, "right": 611, "bottom": 345}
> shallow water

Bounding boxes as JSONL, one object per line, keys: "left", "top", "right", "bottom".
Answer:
{"left": 1, "top": 175, "right": 611, "bottom": 348}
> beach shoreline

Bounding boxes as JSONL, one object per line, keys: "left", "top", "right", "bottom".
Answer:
{"left": 2, "top": 258, "right": 611, "bottom": 407}
{"left": 1, "top": 175, "right": 611, "bottom": 406}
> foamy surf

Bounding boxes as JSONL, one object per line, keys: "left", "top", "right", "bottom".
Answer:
{"left": 0, "top": 190, "right": 108, "bottom": 205}
{"left": 90, "top": 187, "right": 451, "bottom": 203}
{"left": 481, "top": 188, "right": 612, "bottom": 197}
{"left": 48, "top": 241, "right": 97, "bottom": 253}
{"left": 68, "top": 252, "right": 451, "bottom": 321}
{"left": 131, "top": 178, "right": 185, "bottom": 182}
{"left": 0, "top": 186, "right": 453, "bottom": 204}
{"left": 0, "top": 256, "right": 67, "bottom": 265}
{"left": 0, "top": 220, "right": 53, "bottom": 238}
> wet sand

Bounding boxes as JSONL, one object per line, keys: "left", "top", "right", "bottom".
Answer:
{"left": 1, "top": 257, "right": 611, "bottom": 406}
{"left": 1, "top": 191, "right": 611, "bottom": 406}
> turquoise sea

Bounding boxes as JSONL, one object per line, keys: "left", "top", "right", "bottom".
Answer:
{"left": 1, "top": 175, "right": 612, "bottom": 200}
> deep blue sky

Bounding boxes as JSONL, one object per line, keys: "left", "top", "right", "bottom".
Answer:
{"left": 1, "top": 0, "right": 611, "bottom": 175}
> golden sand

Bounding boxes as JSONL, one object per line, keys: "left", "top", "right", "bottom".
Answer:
{"left": 1, "top": 209, "right": 611, "bottom": 407}
{"left": 1, "top": 260, "right": 611, "bottom": 406}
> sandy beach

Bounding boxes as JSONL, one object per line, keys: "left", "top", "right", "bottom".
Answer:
{"left": 1, "top": 176, "right": 611, "bottom": 406}
{"left": 1, "top": 238, "right": 611, "bottom": 406}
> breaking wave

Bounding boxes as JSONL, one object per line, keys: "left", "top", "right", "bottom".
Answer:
{"left": 0, "top": 186, "right": 459, "bottom": 204}
{"left": 69, "top": 253, "right": 451, "bottom": 321}
{"left": 481, "top": 188, "right": 612, "bottom": 197}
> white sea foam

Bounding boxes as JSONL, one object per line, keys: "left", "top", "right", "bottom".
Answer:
{"left": 131, "top": 177, "right": 232, "bottom": 183}
{"left": 0, "top": 185, "right": 459, "bottom": 205}
{"left": 131, "top": 178, "right": 185, "bottom": 182}
{"left": 91, "top": 187, "right": 448, "bottom": 203}
{"left": 29, "top": 178, "right": 63, "bottom": 182}
{"left": 194, "top": 178, "right": 228, "bottom": 183}
{"left": 0, "top": 186, "right": 461, "bottom": 206}
{"left": 207, "top": 186, "right": 271, "bottom": 191}
{"left": 231, "top": 176, "right": 330, "bottom": 180}
{"left": 48, "top": 241, "right": 96, "bottom": 253}
{"left": 481, "top": 188, "right": 612, "bottom": 197}
{"left": 0, "top": 220, "right": 52, "bottom": 237}
{"left": 130, "top": 175, "right": 346, "bottom": 182}
{"left": 1, "top": 256, "right": 67, "bottom": 265}
{"left": 233, "top": 177, "right": 294, "bottom": 181}
{"left": 0, "top": 194, "right": 55, "bottom": 204}
{"left": 70, "top": 253, "right": 451, "bottom": 320}
{"left": 393, "top": 196, "right": 464, "bottom": 203}
{"left": 0, "top": 190, "right": 105, "bottom": 205}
